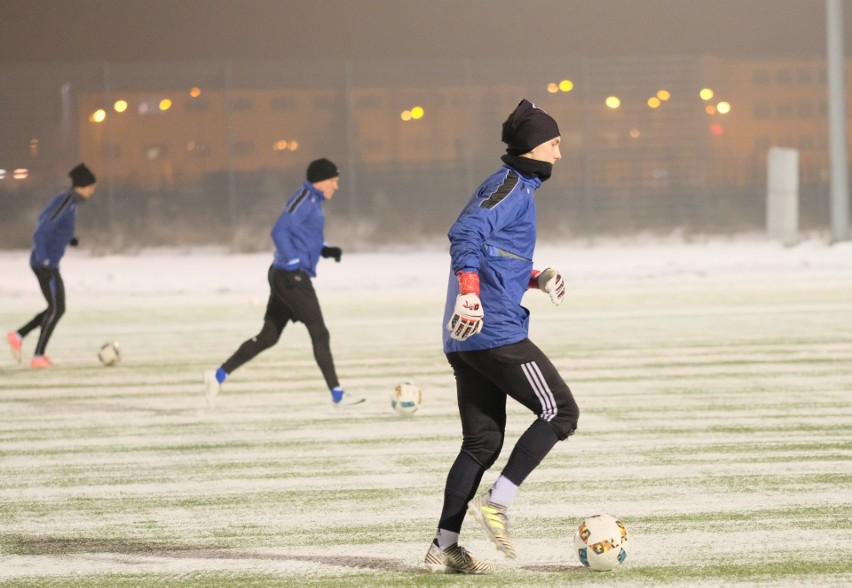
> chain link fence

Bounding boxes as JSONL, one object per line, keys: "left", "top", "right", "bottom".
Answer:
{"left": 0, "top": 56, "right": 843, "bottom": 251}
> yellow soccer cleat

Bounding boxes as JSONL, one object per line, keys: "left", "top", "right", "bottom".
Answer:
{"left": 424, "top": 541, "right": 493, "bottom": 574}
{"left": 468, "top": 491, "right": 516, "bottom": 559}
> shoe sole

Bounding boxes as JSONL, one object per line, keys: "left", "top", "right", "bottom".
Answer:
{"left": 424, "top": 561, "right": 490, "bottom": 575}
{"left": 333, "top": 398, "right": 366, "bottom": 407}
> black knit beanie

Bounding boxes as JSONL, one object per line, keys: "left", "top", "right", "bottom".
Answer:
{"left": 306, "top": 158, "right": 339, "bottom": 183}
{"left": 69, "top": 163, "right": 96, "bottom": 187}
{"left": 501, "top": 99, "right": 560, "bottom": 156}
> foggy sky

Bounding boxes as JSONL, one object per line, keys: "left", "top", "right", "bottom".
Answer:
{"left": 2, "top": 0, "right": 850, "bottom": 64}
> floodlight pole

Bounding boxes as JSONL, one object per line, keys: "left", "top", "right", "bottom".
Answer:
{"left": 827, "top": 0, "right": 849, "bottom": 242}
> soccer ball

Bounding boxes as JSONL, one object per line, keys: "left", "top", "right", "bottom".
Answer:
{"left": 573, "top": 514, "right": 628, "bottom": 571}
{"left": 390, "top": 381, "right": 422, "bottom": 416}
{"left": 97, "top": 341, "right": 121, "bottom": 366}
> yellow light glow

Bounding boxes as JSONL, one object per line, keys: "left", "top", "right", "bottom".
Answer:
{"left": 89, "top": 109, "right": 107, "bottom": 123}
{"left": 716, "top": 101, "right": 731, "bottom": 114}
{"left": 13, "top": 168, "right": 29, "bottom": 179}
{"left": 559, "top": 79, "right": 574, "bottom": 92}
{"left": 159, "top": 99, "right": 172, "bottom": 111}
{"left": 411, "top": 106, "right": 425, "bottom": 119}
{"left": 657, "top": 89, "right": 671, "bottom": 101}
{"left": 289, "top": 140, "right": 299, "bottom": 151}
{"left": 273, "top": 140, "right": 289, "bottom": 151}
{"left": 605, "top": 96, "right": 621, "bottom": 109}
{"left": 648, "top": 97, "right": 661, "bottom": 108}
{"left": 190, "top": 87, "right": 202, "bottom": 98}
{"left": 705, "top": 104, "right": 717, "bottom": 115}
{"left": 401, "top": 110, "right": 412, "bottom": 121}
{"left": 114, "top": 100, "right": 128, "bottom": 113}
{"left": 700, "top": 88, "right": 714, "bottom": 101}
{"left": 547, "top": 82, "right": 558, "bottom": 94}
{"left": 629, "top": 128, "right": 640, "bottom": 138}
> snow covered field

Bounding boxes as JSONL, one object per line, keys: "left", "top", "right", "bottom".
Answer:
{"left": 1, "top": 237, "right": 851, "bottom": 586}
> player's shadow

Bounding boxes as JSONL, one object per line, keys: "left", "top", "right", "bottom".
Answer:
{"left": 1, "top": 534, "right": 419, "bottom": 573}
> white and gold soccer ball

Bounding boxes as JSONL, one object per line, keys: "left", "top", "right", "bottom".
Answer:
{"left": 390, "top": 381, "right": 422, "bottom": 416}
{"left": 573, "top": 514, "right": 628, "bottom": 571}
{"left": 97, "top": 341, "right": 122, "bottom": 366}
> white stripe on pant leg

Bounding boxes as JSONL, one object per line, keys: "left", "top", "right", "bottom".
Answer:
{"left": 528, "top": 361, "right": 558, "bottom": 421}
{"left": 521, "top": 361, "right": 556, "bottom": 421}
{"left": 520, "top": 362, "right": 549, "bottom": 414}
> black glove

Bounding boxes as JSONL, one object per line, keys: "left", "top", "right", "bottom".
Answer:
{"left": 321, "top": 246, "right": 342, "bottom": 262}
{"left": 69, "top": 237, "right": 79, "bottom": 247}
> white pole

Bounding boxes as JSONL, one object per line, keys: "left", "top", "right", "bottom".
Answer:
{"left": 827, "top": 0, "right": 849, "bottom": 242}
{"left": 767, "top": 147, "right": 800, "bottom": 246}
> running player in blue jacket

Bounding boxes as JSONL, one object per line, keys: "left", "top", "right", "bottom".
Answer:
{"left": 6, "top": 164, "right": 96, "bottom": 368}
{"left": 204, "top": 158, "right": 364, "bottom": 408}
{"left": 426, "top": 100, "right": 580, "bottom": 574}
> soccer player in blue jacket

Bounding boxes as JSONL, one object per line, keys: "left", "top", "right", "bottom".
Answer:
{"left": 204, "top": 158, "right": 364, "bottom": 408}
{"left": 6, "top": 164, "right": 96, "bottom": 368}
{"left": 425, "top": 100, "right": 580, "bottom": 574}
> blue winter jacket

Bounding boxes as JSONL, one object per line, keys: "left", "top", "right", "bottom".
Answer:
{"left": 271, "top": 181, "right": 327, "bottom": 277}
{"left": 443, "top": 164, "right": 542, "bottom": 353}
{"left": 30, "top": 190, "right": 80, "bottom": 270}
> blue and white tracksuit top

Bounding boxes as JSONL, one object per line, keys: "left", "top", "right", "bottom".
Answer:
{"left": 443, "top": 163, "right": 542, "bottom": 353}
{"left": 271, "top": 181, "right": 327, "bottom": 277}
{"left": 30, "top": 189, "right": 80, "bottom": 270}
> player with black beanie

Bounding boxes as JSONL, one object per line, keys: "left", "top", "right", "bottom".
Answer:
{"left": 6, "top": 164, "right": 97, "bottom": 368}
{"left": 204, "top": 158, "right": 364, "bottom": 408}
{"left": 425, "top": 100, "right": 580, "bottom": 574}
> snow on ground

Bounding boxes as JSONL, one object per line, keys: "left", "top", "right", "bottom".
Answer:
{"left": 1, "top": 235, "right": 850, "bottom": 585}
{"left": 1, "top": 235, "right": 851, "bottom": 308}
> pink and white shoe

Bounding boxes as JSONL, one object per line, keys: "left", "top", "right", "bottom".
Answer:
{"left": 6, "top": 331, "right": 22, "bottom": 364}
{"left": 31, "top": 355, "right": 54, "bottom": 369}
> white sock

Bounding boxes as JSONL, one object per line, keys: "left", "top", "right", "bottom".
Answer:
{"left": 435, "top": 528, "right": 459, "bottom": 550}
{"left": 489, "top": 475, "right": 519, "bottom": 507}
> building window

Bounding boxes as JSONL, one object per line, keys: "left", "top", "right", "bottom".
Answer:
{"left": 775, "top": 69, "right": 792, "bottom": 84}
{"left": 754, "top": 103, "right": 771, "bottom": 119}
{"left": 797, "top": 69, "right": 813, "bottom": 84}
{"left": 228, "top": 97, "right": 253, "bottom": 112}
{"left": 776, "top": 103, "right": 793, "bottom": 119}
{"left": 271, "top": 96, "right": 295, "bottom": 111}
{"left": 356, "top": 94, "right": 381, "bottom": 108}
{"left": 797, "top": 102, "right": 814, "bottom": 118}
{"left": 753, "top": 70, "right": 770, "bottom": 84}
{"left": 230, "top": 141, "right": 255, "bottom": 156}
{"left": 798, "top": 136, "right": 814, "bottom": 151}
{"left": 184, "top": 99, "right": 210, "bottom": 113}
{"left": 314, "top": 95, "right": 337, "bottom": 110}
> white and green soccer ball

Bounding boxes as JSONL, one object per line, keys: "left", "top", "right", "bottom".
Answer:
{"left": 390, "top": 381, "right": 422, "bottom": 416}
{"left": 573, "top": 514, "right": 628, "bottom": 571}
{"left": 97, "top": 341, "right": 122, "bottom": 367}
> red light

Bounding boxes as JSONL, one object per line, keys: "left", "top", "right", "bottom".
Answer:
{"left": 709, "top": 123, "right": 724, "bottom": 136}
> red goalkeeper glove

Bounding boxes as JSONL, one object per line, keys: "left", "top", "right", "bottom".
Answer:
{"left": 447, "top": 272, "right": 484, "bottom": 341}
